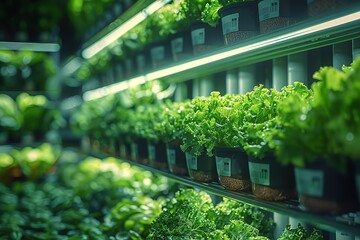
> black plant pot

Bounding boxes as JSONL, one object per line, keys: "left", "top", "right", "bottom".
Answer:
{"left": 119, "top": 140, "right": 131, "bottom": 159}
{"left": 148, "top": 40, "right": 172, "bottom": 69}
{"left": 248, "top": 153, "right": 296, "bottom": 201}
{"left": 185, "top": 151, "right": 218, "bottom": 183}
{"left": 130, "top": 138, "right": 149, "bottom": 165}
{"left": 170, "top": 30, "right": 193, "bottom": 61}
{"left": 190, "top": 22, "right": 223, "bottom": 55}
{"left": 214, "top": 147, "right": 251, "bottom": 192}
{"left": 218, "top": 1, "right": 259, "bottom": 45}
{"left": 295, "top": 159, "right": 359, "bottom": 214}
{"left": 113, "top": 60, "right": 125, "bottom": 82}
{"left": 148, "top": 141, "right": 168, "bottom": 171}
{"left": 124, "top": 57, "right": 135, "bottom": 78}
{"left": 166, "top": 142, "right": 189, "bottom": 176}
{"left": 257, "top": 0, "right": 307, "bottom": 34}
{"left": 136, "top": 51, "right": 150, "bottom": 74}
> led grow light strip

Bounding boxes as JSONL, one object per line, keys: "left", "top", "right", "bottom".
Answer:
{"left": 81, "top": 0, "right": 171, "bottom": 59}
{"left": 0, "top": 41, "right": 60, "bottom": 52}
{"left": 83, "top": 76, "right": 146, "bottom": 101}
{"left": 82, "top": 10, "right": 360, "bottom": 102}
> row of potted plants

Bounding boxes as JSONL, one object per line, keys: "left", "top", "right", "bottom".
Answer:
{"left": 0, "top": 92, "right": 65, "bottom": 144}
{"left": 0, "top": 50, "right": 57, "bottom": 92}
{"left": 0, "top": 143, "right": 61, "bottom": 182}
{"left": 74, "top": 0, "right": 358, "bottom": 84}
{"left": 72, "top": 57, "right": 360, "bottom": 214}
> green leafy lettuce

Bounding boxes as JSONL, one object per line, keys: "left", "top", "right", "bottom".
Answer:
{"left": 148, "top": 188, "right": 272, "bottom": 239}
{"left": 278, "top": 224, "right": 323, "bottom": 240}
{"left": 272, "top": 57, "right": 360, "bottom": 172}
{"left": 242, "top": 82, "right": 312, "bottom": 159}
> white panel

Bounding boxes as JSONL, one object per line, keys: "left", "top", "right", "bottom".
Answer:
{"left": 238, "top": 65, "right": 256, "bottom": 95}
{"left": 272, "top": 57, "right": 287, "bottom": 90}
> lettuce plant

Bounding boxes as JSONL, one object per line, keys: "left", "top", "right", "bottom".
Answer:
{"left": 278, "top": 224, "right": 323, "bottom": 240}
{"left": 148, "top": 188, "right": 271, "bottom": 239}
{"left": 179, "top": 94, "right": 212, "bottom": 156}
{"left": 242, "top": 82, "right": 311, "bottom": 159}
{"left": 143, "top": 0, "right": 188, "bottom": 43}
{"left": 178, "top": 0, "right": 208, "bottom": 24}
{"left": 161, "top": 100, "right": 193, "bottom": 144}
{"left": 130, "top": 103, "right": 166, "bottom": 143}
{"left": 202, "top": 0, "right": 253, "bottom": 27}
{"left": 180, "top": 92, "right": 245, "bottom": 156}
{"left": 273, "top": 57, "right": 360, "bottom": 173}
{"left": 0, "top": 93, "right": 64, "bottom": 142}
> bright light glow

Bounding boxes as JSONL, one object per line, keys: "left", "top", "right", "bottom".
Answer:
{"left": 147, "top": 11, "right": 360, "bottom": 81}
{"left": 145, "top": 0, "right": 167, "bottom": 15}
{"left": 127, "top": 76, "right": 146, "bottom": 88}
{"left": 82, "top": 76, "right": 146, "bottom": 101}
{"left": 61, "top": 95, "right": 83, "bottom": 111}
{"left": 62, "top": 57, "right": 83, "bottom": 76}
{"left": 0, "top": 41, "right": 60, "bottom": 52}
{"left": 157, "top": 84, "right": 176, "bottom": 100}
{"left": 81, "top": 0, "right": 170, "bottom": 59}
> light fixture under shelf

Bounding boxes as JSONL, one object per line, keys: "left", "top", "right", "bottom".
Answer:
{"left": 82, "top": 76, "right": 146, "bottom": 101}
{"left": 81, "top": 0, "right": 171, "bottom": 60}
{"left": 0, "top": 41, "right": 60, "bottom": 52}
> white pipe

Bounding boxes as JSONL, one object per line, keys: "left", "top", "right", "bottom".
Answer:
{"left": 273, "top": 213, "right": 289, "bottom": 239}
{"left": 288, "top": 52, "right": 308, "bottom": 86}
{"left": 226, "top": 70, "right": 239, "bottom": 94}
{"left": 199, "top": 76, "right": 215, "bottom": 97}
{"left": 272, "top": 57, "right": 287, "bottom": 91}
{"left": 353, "top": 38, "right": 360, "bottom": 60}
{"left": 333, "top": 41, "right": 352, "bottom": 70}
{"left": 238, "top": 65, "right": 256, "bottom": 95}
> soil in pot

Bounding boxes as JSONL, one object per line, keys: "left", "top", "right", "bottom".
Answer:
{"left": 214, "top": 147, "right": 251, "bottom": 192}
{"left": 190, "top": 22, "right": 223, "bottom": 55}
{"left": 248, "top": 153, "right": 296, "bottom": 201}
{"left": 130, "top": 138, "right": 149, "bottom": 165}
{"left": 148, "top": 141, "right": 168, "bottom": 171}
{"left": 218, "top": 1, "right": 259, "bottom": 45}
{"left": 307, "top": 0, "right": 356, "bottom": 18}
{"left": 295, "top": 159, "right": 359, "bottom": 214}
{"left": 185, "top": 151, "right": 218, "bottom": 183}
{"left": 166, "top": 142, "right": 189, "bottom": 176}
{"left": 170, "top": 30, "right": 193, "bottom": 61}
{"left": 258, "top": 0, "right": 307, "bottom": 34}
